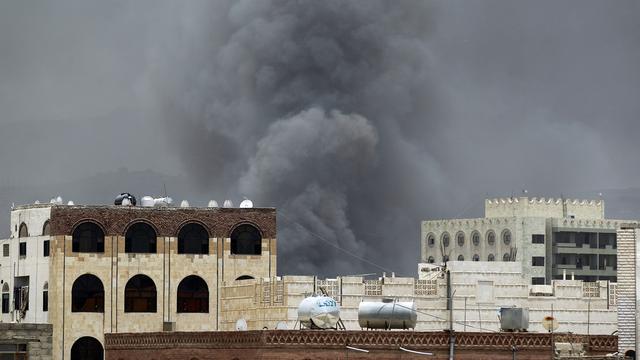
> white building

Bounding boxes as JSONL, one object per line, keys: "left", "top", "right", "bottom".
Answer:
{"left": 0, "top": 206, "right": 51, "bottom": 324}
{"left": 421, "top": 196, "right": 635, "bottom": 285}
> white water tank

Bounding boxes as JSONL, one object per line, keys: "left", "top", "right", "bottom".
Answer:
{"left": 141, "top": 196, "right": 155, "bottom": 207}
{"left": 208, "top": 200, "right": 219, "bottom": 208}
{"left": 154, "top": 197, "right": 173, "bottom": 207}
{"left": 358, "top": 299, "right": 417, "bottom": 330}
{"left": 223, "top": 200, "right": 234, "bottom": 208}
{"left": 297, "top": 296, "right": 340, "bottom": 329}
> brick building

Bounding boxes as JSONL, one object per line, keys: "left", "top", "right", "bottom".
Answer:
{"left": 0, "top": 202, "right": 276, "bottom": 360}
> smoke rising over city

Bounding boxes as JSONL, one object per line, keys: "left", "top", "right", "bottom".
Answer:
{"left": 1, "top": 1, "right": 639, "bottom": 276}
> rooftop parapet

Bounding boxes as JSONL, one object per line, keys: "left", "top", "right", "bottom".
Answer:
{"left": 485, "top": 196, "right": 604, "bottom": 219}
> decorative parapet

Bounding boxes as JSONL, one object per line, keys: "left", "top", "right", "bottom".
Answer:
{"left": 104, "top": 330, "right": 617, "bottom": 353}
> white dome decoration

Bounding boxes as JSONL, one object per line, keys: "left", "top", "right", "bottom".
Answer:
{"left": 223, "top": 200, "right": 234, "bottom": 208}
{"left": 141, "top": 196, "right": 155, "bottom": 207}
{"left": 207, "top": 200, "right": 219, "bottom": 208}
{"left": 67, "top": 201, "right": 75, "bottom": 205}
{"left": 239, "top": 199, "right": 253, "bottom": 208}
{"left": 55, "top": 196, "right": 63, "bottom": 205}
{"left": 180, "top": 200, "right": 190, "bottom": 208}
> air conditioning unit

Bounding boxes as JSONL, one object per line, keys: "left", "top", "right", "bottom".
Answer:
{"left": 163, "top": 322, "right": 175, "bottom": 332}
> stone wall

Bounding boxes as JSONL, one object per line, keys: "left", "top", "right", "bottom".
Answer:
{"left": 0, "top": 323, "right": 52, "bottom": 359}
{"left": 616, "top": 224, "right": 638, "bottom": 355}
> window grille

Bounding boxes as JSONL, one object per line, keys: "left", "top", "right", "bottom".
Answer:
{"left": 316, "top": 279, "right": 340, "bottom": 302}
{"left": 273, "top": 280, "right": 284, "bottom": 305}
{"left": 414, "top": 279, "right": 437, "bottom": 296}
{"left": 364, "top": 280, "right": 382, "bottom": 296}
{"left": 608, "top": 283, "right": 617, "bottom": 306}
{"left": 583, "top": 282, "right": 600, "bottom": 298}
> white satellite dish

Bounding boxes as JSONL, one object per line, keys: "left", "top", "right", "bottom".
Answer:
{"left": 239, "top": 199, "right": 253, "bottom": 208}
{"left": 208, "top": 200, "right": 219, "bottom": 208}
{"left": 235, "top": 318, "right": 248, "bottom": 331}
{"left": 223, "top": 200, "right": 234, "bottom": 208}
{"left": 275, "top": 321, "right": 288, "bottom": 330}
{"left": 180, "top": 200, "right": 190, "bottom": 208}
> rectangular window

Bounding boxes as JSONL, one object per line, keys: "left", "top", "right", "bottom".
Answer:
{"left": 532, "top": 234, "right": 545, "bottom": 244}
{"left": 1, "top": 293, "right": 8, "bottom": 313}
{"left": 42, "top": 291, "right": 48, "bottom": 312}
{"left": 2, "top": 244, "right": 8, "bottom": 257}
{"left": 18, "top": 242, "right": 26, "bottom": 257}
{"left": 531, "top": 277, "right": 545, "bottom": 285}
{"left": 43, "top": 240, "right": 50, "bottom": 257}
{"left": 532, "top": 256, "right": 545, "bottom": 266}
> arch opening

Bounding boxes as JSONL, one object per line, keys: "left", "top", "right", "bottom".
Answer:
{"left": 177, "top": 275, "right": 209, "bottom": 313}
{"left": 125, "top": 274, "right": 157, "bottom": 312}
{"left": 72, "top": 274, "right": 104, "bottom": 312}
{"left": 72, "top": 222, "right": 105, "bottom": 253}
{"left": 125, "top": 222, "right": 157, "bottom": 254}
{"left": 18, "top": 223, "right": 28, "bottom": 238}
{"left": 178, "top": 223, "right": 209, "bottom": 255}
{"left": 71, "top": 336, "right": 103, "bottom": 360}
{"left": 230, "top": 224, "right": 262, "bottom": 255}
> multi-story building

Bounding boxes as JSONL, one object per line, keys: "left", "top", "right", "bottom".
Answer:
{"left": 0, "top": 202, "right": 276, "bottom": 360}
{"left": 421, "top": 196, "right": 635, "bottom": 285}
{"left": 616, "top": 223, "right": 640, "bottom": 358}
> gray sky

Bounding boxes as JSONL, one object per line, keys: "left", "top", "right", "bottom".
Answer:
{"left": 1, "top": 1, "right": 639, "bottom": 276}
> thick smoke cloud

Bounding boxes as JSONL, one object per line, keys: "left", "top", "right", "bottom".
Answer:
{"left": 1, "top": 1, "right": 640, "bottom": 276}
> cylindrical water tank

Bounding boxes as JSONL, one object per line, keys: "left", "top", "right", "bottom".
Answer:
{"left": 297, "top": 296, "right": 340, "bottom": 329}
{"left": 358, "top": 300, "right": 417, "bottom": 330}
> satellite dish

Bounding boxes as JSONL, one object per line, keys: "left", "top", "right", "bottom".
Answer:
{"left": 180, "top": 200, "right": 190, "bottom": 208}
{"left": 239, "top": 199, "right": 253, "bottom": 208}
{"left": 208, "top": 200, "right": 219, "bottom": 208}
{"left": 235, "top": 318, "right": 248, "bottom": 331}
{"left": 542, "top": 316, "right": 559, "bottom": 332}
{"left": 276, "top": 321, "right": 288, "bottom": 330}
{"left": 223, "top": 200, "right": 234, "bottom": 208}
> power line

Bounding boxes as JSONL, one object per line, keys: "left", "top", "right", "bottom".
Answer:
{"left": 278, "top": 211, "right": 394, "bottom": 273}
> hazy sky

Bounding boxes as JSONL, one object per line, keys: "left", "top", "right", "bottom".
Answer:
{"left": 1, "top": 1, "right": 639, "bottom": 276}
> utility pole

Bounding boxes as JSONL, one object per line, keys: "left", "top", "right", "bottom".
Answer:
{"left": 447, "top": 269, "right": 455, "bottom": 360}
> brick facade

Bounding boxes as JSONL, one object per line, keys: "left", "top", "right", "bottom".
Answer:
{"left": 104, "top": 330, "right": 617, "bottom": 360}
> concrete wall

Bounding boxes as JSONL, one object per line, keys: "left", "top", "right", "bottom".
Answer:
{"left": 220, "top": 262, "right": 616, "bottom": 335}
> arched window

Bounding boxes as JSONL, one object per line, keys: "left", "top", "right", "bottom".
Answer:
{"left": 42, "top": 221, "right": 50, "bottom": 236}
{"left": 456, "top": 232, "right": 465, "bottom": 247}
{"left": 488, "top": 254, "right": 495, "bottom": 261}
{"left": 71, "top": 336, "right": 103, "bottom": 360}
{"left": 457, "top": 254, "right": 464, "bottom": 261}
{"left": 177, "top": 275, "right": 209, "bottom": 313}
{"left": 427, "top": 256, "right": 435, "bottom": 264}
{"left": 43, "top": 282, "right": 48, "bottom": 312}
{"left": 125, "top": 222, "right": 157, "bottom": 254}
{"left": 502, "top": 230, "right": 512, "bottom": 245}
{"left": 486, "top": 230, "right": 496, "bottom": 246}
{"left": 178, "top": 223, "right": 209, "bottom": 255}
{"left": 473, "top": 254, "right": 480, "bottom": 261}
{"left": 472, "top": 231, "right": 480, "bottom": 246}
{"left": 72, "top": 274, "right": 104, "bottom": 312}
{"left": 426, "top": 233, "right": 435, "bottom": 247}
{"left": 503, "top": 253, "right": 511, "bottom": 261}
{"left": 235, "top": 275, "right": 255, "bottom": 281}
{"left": 441, "top": 232, "right": 450, "bottom": 248}
{"left": 18, "top": 223, "right": 28, "bottom": 238}
{"left": 125, "top": 274, "right": 157, "bottom": 312}
{"left": 230, "top": 224, "right": 262, "bottom": 255}
{"left": 2, "top": 283, "right": 9, "bottom": 314}
{"left": 72, "top": 222, "right": 104, "bottom": 253}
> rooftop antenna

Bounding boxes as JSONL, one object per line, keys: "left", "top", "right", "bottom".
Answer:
{"left": 163, "top": 183, "right": 168, "bottom": 199}
{"left": 561, "top": 193, "right": 567, "bottom": 218}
